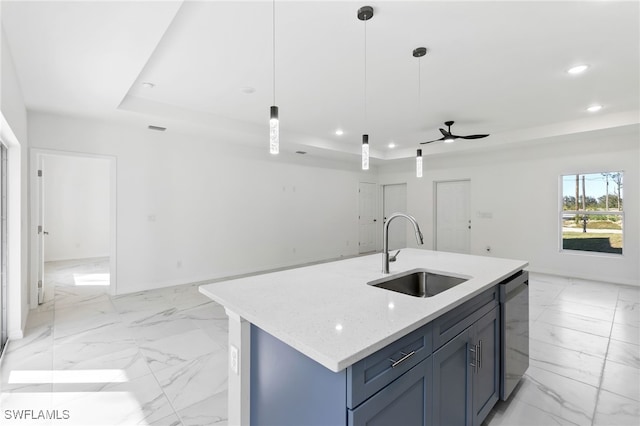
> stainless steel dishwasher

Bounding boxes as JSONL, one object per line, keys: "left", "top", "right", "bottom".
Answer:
{"left": 499, "top": 270, "right": 529, "bottom": 400}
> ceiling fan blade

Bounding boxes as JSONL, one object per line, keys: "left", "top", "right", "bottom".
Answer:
{"left": 455, "top": 134, "right": 490, "bottom": 140}
{"left": 420, "top": 137, "right": 445, "bottom": 145}
{"left": 439, "top": 128, "right": 450, "bottom": 137}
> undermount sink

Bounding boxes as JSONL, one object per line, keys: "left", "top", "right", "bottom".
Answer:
{"left": 368, "top": 269, "right": 468, "bottom": 298}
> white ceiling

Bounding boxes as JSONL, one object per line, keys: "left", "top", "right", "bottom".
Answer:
{"left": 3, "top": 0, "right": 639, "bottom": 163}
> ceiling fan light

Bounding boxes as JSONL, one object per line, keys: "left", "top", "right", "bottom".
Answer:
{"left": 444, "top": 137, "right": 455, "bottom": 143}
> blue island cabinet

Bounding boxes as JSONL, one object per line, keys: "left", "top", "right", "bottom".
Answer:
{"left": 250, "top": 319, "right": 433, "bottom": 426}
{"left": 249, "top": 286, "right": 501, "bottom": 426}
{"left": 432, "top": 305, "right": 500, "bottom": 426}
{"left": 348, "top": 356, "right": 432, "bottom": 426}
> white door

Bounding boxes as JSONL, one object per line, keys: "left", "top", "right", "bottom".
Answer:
{"left": 435, "top": 180, "right": 471, "bottom": 254}
{"left": 383, "top": 184, "right": 407, "bottom": 251}
{"left": 37, "top": 160, "right": 46, "bottom": 304}
{"left": 358, "top": 182, "right": 377, "bottom": 253}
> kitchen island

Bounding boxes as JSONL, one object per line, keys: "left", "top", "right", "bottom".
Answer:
{"left": 199, "top": 248, "right": 528, "bottom": 425}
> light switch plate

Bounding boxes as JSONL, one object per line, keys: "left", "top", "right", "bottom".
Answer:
{"left": 230, "top": 345, "right": 239, "bottom": 375}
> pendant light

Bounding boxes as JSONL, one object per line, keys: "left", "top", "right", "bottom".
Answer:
{"left": 269, "top": 0, "right": 279, "bottom": 154}
{"left": 358, "top": 6, "right": 373, "bottom": 170}
{"left": 362, "top": 134, "right": 369, "bottom": 170}
{"left": 413, "top": 47, "right": 427, "bottom": 178}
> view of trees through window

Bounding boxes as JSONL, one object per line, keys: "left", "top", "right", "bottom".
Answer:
{"left": 561, "top": 172, "right": 623, "bottom": 255}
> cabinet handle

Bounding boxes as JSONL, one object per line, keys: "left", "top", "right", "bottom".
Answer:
{"left": 389, "top": 351, "right": 416, "bottom": 368}
{"left": 469, "top": 345, "right": 477, "bottom": 373}
{"left": 478, "top": 340, "right": 482, "bottom": 370}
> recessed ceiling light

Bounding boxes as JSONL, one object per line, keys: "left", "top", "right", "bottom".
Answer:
{"left": 335, "top": 129, "right": 344, "bottom": 136}
{"left": 148, "top": 125, "right": 166, "bottom": 131}
{"left": 587, "top": 104, "right": 603, "bottom": 112}
{"left": 388, "top": 142, "right": 396, "bottom": 149}
{"left": 567, "top": 64, "right": 589, "bottom": 75}
{"left": 240, "top": 86, "right": 256, "bottom": 94}
{"left": 142, "top": 82, "right": 155, "bottom": 89}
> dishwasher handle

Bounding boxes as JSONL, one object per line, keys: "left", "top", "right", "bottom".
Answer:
{"left": 500, "top": 271, "right": 529, "bottom": 302}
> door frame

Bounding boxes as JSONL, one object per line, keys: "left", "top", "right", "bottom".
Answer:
{"left": 29, "top": 148, "right": 118, "bottom": 308}
{"left": 1, "top": 112, "right": 24, "bottom": 340}
{"left": 433, "top": 179, "right": 471, "bottom": 254}
{"left": 1, "top": 141, "right": 8, "bottom": 352}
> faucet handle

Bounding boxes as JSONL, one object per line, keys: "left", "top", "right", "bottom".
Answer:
{"left": 389, "top": 250, "right": 401, "bottom": 262}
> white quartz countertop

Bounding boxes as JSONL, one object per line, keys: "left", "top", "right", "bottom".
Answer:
{"left": 199, "top": 249, "right": 527, "bottom": 372}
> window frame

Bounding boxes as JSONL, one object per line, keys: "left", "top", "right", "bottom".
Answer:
{"left": 559, "top": 171, "right": 625, "bottom": 256}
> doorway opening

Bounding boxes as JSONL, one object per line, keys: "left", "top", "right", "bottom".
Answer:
{"left": 435, "top": 179, "right": 471, "bottom": 254}
{"left": 358, "top": 182, "right": 378, "bottom": 254}
{"left": 30, "top": 150, "right": 116, "bottom": 309}
{"left": 383, "top": 183, "right": 407, "bottom": 252}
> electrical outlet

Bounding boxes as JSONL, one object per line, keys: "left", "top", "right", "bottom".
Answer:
{"left": 230, "top": 345, "right": 239, "bottom": 375}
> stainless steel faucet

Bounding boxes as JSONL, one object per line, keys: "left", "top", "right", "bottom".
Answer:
{"left": 382, "top": 213, "right": 424, "bottom": 274}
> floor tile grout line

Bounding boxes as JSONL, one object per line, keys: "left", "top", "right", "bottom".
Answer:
{"left": 513, "top": 365, "right": 598, "bottom": 426}
{"left": 589, "top": 288, "right": 621, "bottom": 425}
{"left": 534, "top": 317, "right": 614, "bottom": 339}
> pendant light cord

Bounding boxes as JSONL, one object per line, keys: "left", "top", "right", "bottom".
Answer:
{"left": 364, "top": 18, "right": 367, "bottom": 131}
{"left": 418, "top": 55, "right": 421, "bottom": 126}
{"left": 418, "top": 57, "right": 421, "bottom": 112}
{"left": 273, "top": 0, "right": 276, "bottom": 105}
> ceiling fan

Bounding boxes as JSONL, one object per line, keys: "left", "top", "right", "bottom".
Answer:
{"left": 420, "top": 121, "right": 490, "bottom": 145}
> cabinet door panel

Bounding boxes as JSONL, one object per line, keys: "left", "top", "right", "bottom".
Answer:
{"left": 348, "top": 323, "right": 432, "bottom": 409}
{"left": 472, "top": 306, "right": 500, "bottom": 426}
{"left": 433, "top": 287, "right": 498, "bottom": 350}
{"left": 432, "top": 328, "right": 473, "bottom": 426}
{"left": 349, "top": 357, "right": 432, "bottom": 426}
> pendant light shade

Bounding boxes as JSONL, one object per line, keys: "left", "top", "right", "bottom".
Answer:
{"left": 362, "top": 134, "right": 370, "bottom": 170}
{"left": 416, "top": 149, "right": 423, "bottom": 178}
{"left": 269, "top": 0, "right": 279, "bottom": 154}
{"left": 270, "top": 105, "right": 279, "bottom": 154}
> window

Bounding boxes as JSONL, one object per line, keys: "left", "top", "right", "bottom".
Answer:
{"left": 561, "top": 172, "right": 623, "bottom": 255}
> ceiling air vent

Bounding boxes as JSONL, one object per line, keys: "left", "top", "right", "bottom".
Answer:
{"left": 148, "top": 125, "right": 166, "bottom": 132}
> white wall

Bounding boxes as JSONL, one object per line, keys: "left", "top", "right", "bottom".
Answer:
{"left": 43, "top": 154, "right": 110, "bottom": 262}
{"left": 1, "top": 22, "right": 29, "bottom": 337}
{"left": 28, "top": 112, "right": 373, "bottom": 294}
{"left": 379, "top": 130, "right": 639, "bottom": 286}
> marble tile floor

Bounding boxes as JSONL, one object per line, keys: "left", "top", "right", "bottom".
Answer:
{"left": 1, "top": 258, "right": 228, "bottom": 425}
{"left": 1, "top": 259, "right": 638, "bottom": 425}
{"left": 484, "top": 274, "right": 640, "bottom": 426}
